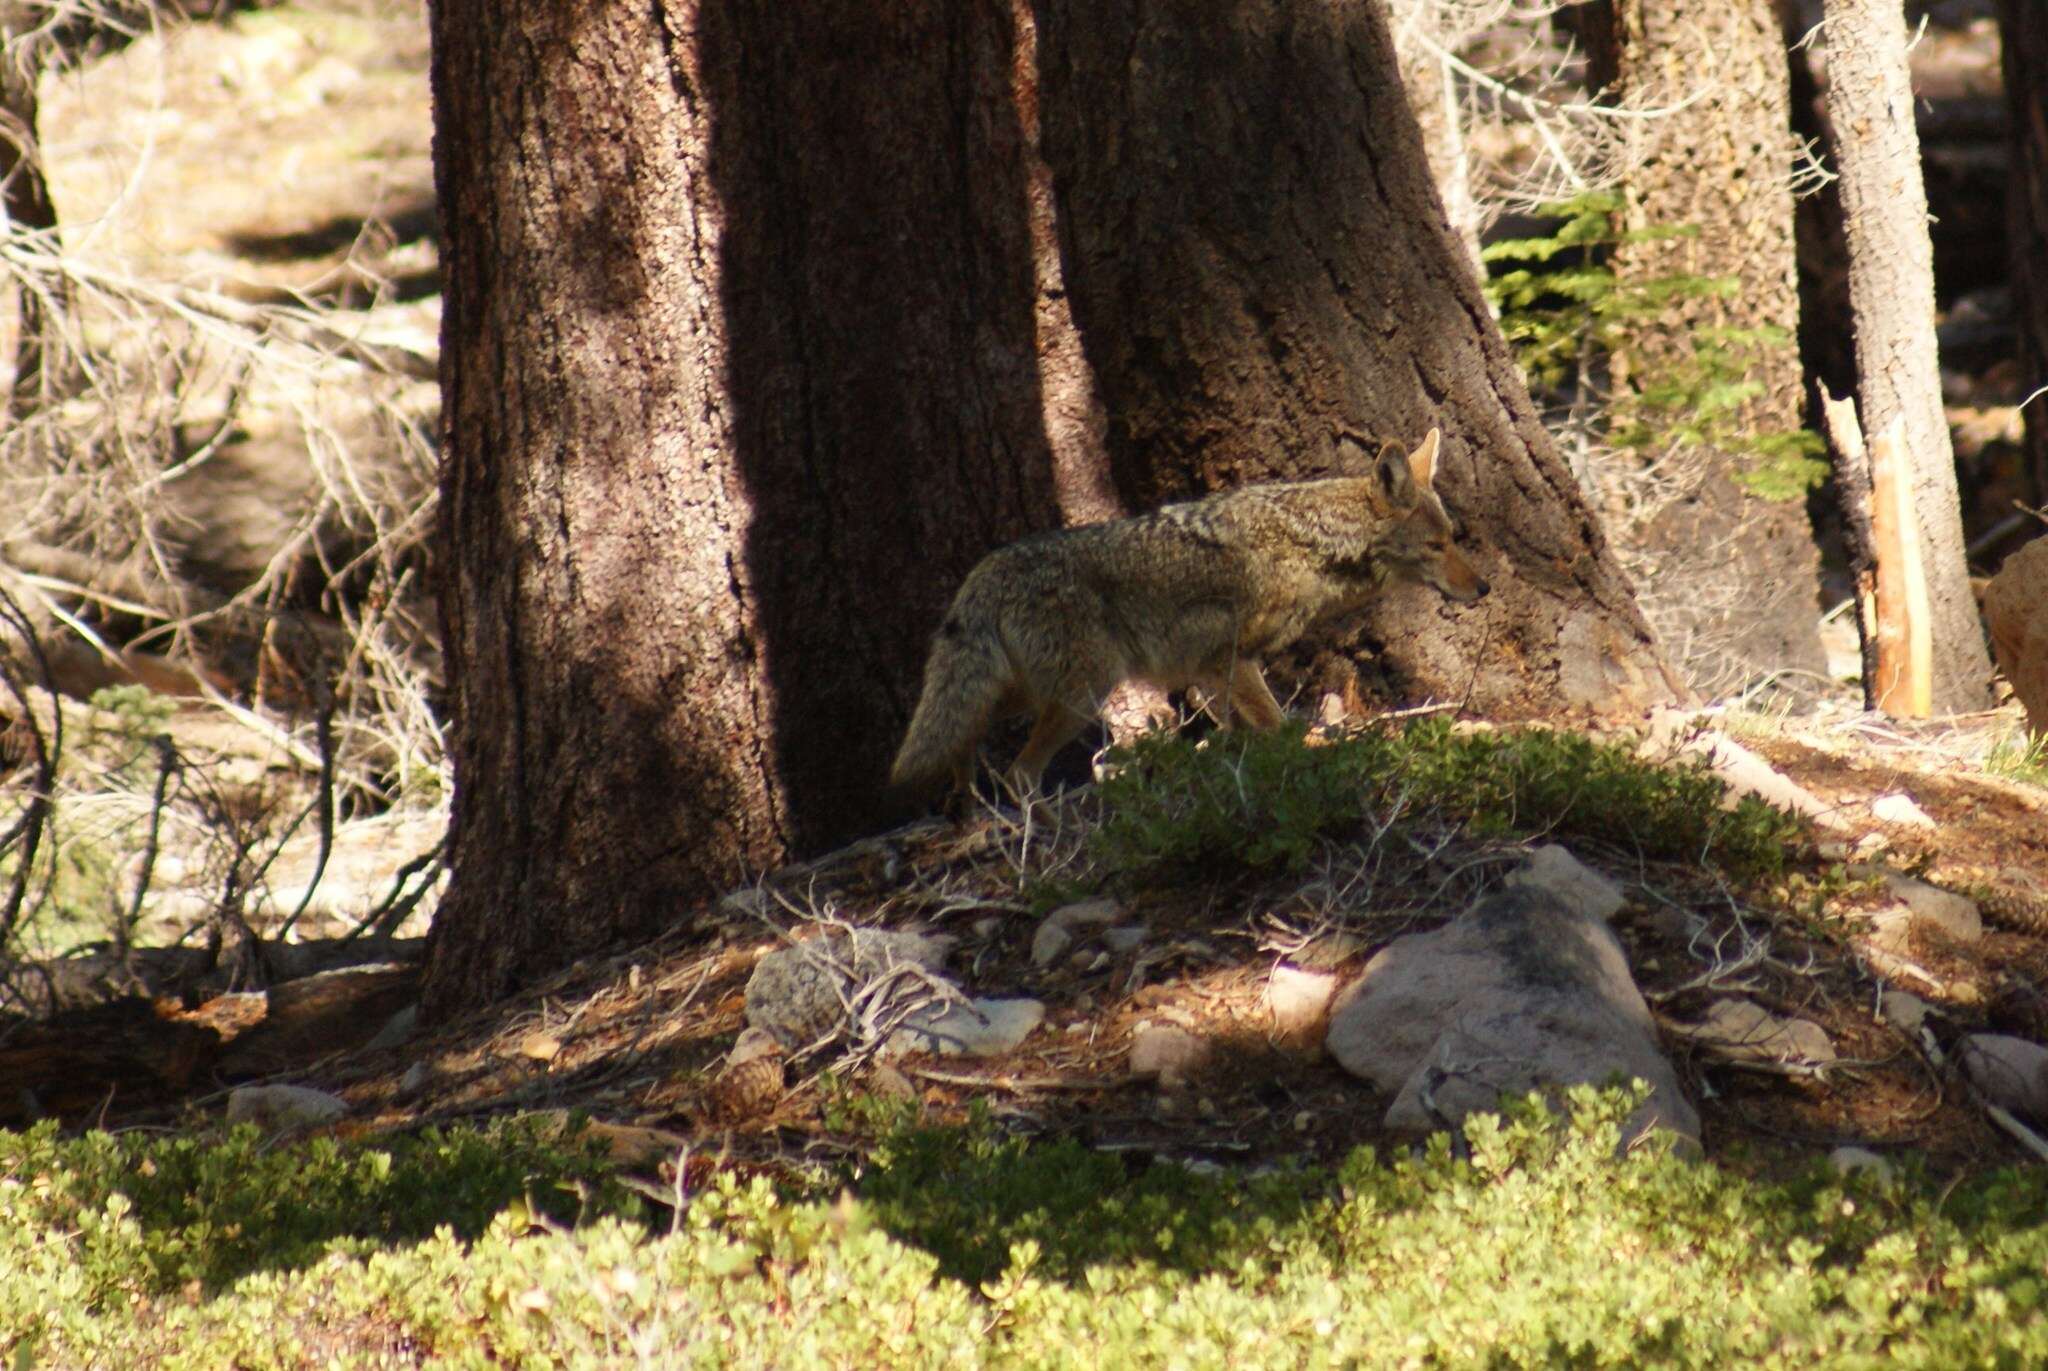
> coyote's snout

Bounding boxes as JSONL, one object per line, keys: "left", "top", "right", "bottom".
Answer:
{"left": 889, "top": 428, "right": 1490, "bottom": 799}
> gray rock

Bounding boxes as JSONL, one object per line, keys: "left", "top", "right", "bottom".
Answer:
{"left": 1326, "top": 885, "right": 1698, "bottom": 1146}
{"left": 1829, "top": 1146, "right": 1895, "bottom": 1182}
{"left": 1101, "top": 925, "right": 1149, "bottom": 954}
{"left": 1643, "top": 717, "right": 1846, "bottom": 832}
{"left": 744, "top": 928, "right": 954, "bottom": 1049}
{"left": 1032, "top": 898, "right": 1122, "bottom": 967}
{"left": 363, "top": 1004, "right": 418, "bottom": 1052}
{"left": 1675, "top": 998, "right": 1835, "bottom": 1066}
{"left": 1881, "top": 991, "right": 1931, "bottom": 1035}
{"left": 886, "top": 998, "right": 1045, "bottom": 1058}
{"left": 726, "top": 1025, "right": 783, "bottom": 1068}
{"left": 1265, "top": 966, "right": 1339, "bottom": 1036}
{"left": 1869, "top": 792, "right": 1936, "bottom": 830}
{"left": 1851, "top": 866, "right": 1983, "bottom": 944}
{"left": 1507, "top": 845, "right": 1624, "bottom": 922}
{"left": 395, "top": 1061, "right": 435, "bottom": 1101}
{"left": 226, "top": 1084, "right": 347, "bottom": 1132}
{"left": 1961, "top": 1034, "right": 2048, "bottom": 1119}
{"left": 1129, "top": 1024, "right": 1210, "bottom": 1086}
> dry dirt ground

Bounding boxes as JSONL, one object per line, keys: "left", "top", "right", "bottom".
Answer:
{"left": 3, "top": 1, "right": 2044, "bottom": 1191}
{"left": 17, "top": 698, "right": 2044, "bottom": 1195}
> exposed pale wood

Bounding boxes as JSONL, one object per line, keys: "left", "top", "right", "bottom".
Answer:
{"left": 1867, "top": 417, "right": 1933, "bottom": 717}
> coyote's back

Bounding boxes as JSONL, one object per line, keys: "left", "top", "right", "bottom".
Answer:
{"left": 888, "top": 429, "right": 1489, "bottom": 800}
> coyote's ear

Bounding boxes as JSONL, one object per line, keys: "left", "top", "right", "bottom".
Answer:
{"left": 1405, "top": 428, "right": 1442, "bottom": 491}
{"left": 1375, "top": 429, "right": 1441, "bottom": 507}
{"left": 1374, "top": 437, "right": 1419, "bottom": 507}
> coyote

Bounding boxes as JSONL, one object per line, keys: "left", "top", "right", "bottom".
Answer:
{"left": 888, "top": 429, "right": 1490, "bottom": 799}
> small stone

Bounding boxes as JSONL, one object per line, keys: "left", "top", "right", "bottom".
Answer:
{"left": 745, "top": 928, "right": 955, "bottom": 1048}
{"left": 1678, "top": 999, "right": 1834, "bottom": 1066}
{"left": 1265, "top": 966, "right": 1340, "bottom": 1035}
{"left": 727, "top": 1026, "right": 783, "bottom": 1067}
{"left": 1869, "top": 793, "right": 1936, "bottom": 829}
{"left": 1031, "top": 898, "right": 1122, "bottom": 967}
{"left": 867, "top": 1063, "right": 918, "bottom": 1101}
{"left": 518, "top": 1033, "right": 562, "bottom": 1064}
{"left": 226, "top": 1084, "right": 347, "bottom": 1132}
{"left": 1507, "top": 845, "right": 1624, "bottom": 922}
{"left": 1102, "top": 925, "right": 1148, "bottom": 954}
{"left": 1032, "top": 926, "right": 1074, "bottom": 966}
{"left": 971, "top": 916, "right": 1003, "bottom": 940}
{"left": 1861, "top": 903, "right": 1918, "bottom": 956}
{"left": 886, "top": 997, "right": 1046, "bottom": 1058}
{"left": 1292, "top": 1110, "right": 1315, "bottom": 1132}
{"left": 1891, "top": 876, "right": 1981, "bottom": 942}
{"left": 1829, "top": 1146, "right": 1895, "bottom": 1183}
{"left": 1881, "top": 991, "right": 1931, "bottom": 1035}
{"left": 364, "top": 1004, "right": 418, "bottom": 1052}
{"left": 396, "top": 1061, "right": 435, "bottom": 1100}
{"left": 1961, "top": 1034, "right": 2048, "bottom": 1119}
{"left": 1129, "top": 1024, "right": 1209, "bottom": 1082}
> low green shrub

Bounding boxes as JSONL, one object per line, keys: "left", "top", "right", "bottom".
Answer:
{"left": 6, "top": 1090, "right": 2048, "bottom": 1367}
{"left": 1089, "top": 719, "right": 1807, "bottom": 881}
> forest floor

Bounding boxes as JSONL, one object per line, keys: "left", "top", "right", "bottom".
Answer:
{"left": 3, "top": 0, "right": 2046, "bottom": 1197}
{"left": 12, "top": 690, "right": 2045, "bottom": 1198}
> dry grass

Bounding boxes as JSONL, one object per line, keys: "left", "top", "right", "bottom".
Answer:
{"left": 0, "top": 0, "right": 444, "bottom": 996}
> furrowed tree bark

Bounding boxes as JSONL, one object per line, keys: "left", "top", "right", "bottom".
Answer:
{"left": 1576, "top": 0, "right": 1828, "bottom": 698}
{"left": 1819, "top": 0, "right": 1995, "bottom": 711}
{"left": 2001, "top": 0, "right": 2048, "bottom": 510}
{"left": 1032, "top": 0, "right": 1681, "bottom": 717}
{"left": 422, "top": 2, "right": 1090, "bottom": 1016}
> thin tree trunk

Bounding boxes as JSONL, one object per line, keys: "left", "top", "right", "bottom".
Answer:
{"left": 0, "top": 4, "right": 67, "bottom": 420}
{"left": 2001, "top": 0, "right": 2048, "bottom": 511}
{"left": 1033, "top": 0, "right": 1681, "bottom": 717}
{"left": 1820, "top": 0, "right": 1995, "bottom": 712}
{"left": 1577, "top": 0, "right": 1828, "bottom": 698}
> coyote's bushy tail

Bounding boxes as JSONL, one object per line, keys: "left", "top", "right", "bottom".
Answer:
{"left": 888, "top": 620, "right": 1013, "bottom": 798}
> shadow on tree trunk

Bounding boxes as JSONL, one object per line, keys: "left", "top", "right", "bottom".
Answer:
{"left": 698, "top": 1, "right": 1067, "bottom": 855}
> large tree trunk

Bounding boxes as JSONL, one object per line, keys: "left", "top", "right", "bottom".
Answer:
{"left": 1819, "top": 0, "right": 1995, "bottom": 712}
{"left": 2002, "top": 0, "right": 2048, "bottom": 511}
{"left": 421, "top": 3, "right": 1095, "bottom": 1015}
{"left": 1033, "top": 0, "right": 1679, "bottom": 716}
{"left": 424, "top": 0, "right": 1679, "bottom": 1018}
{"left": 1571, "top": 0, "right": 1828, "bottom": 698}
